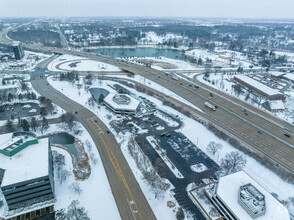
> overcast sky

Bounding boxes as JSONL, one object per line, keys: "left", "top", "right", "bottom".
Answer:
{"left": 1, "top": 0, "right": 294, "bottom": 19}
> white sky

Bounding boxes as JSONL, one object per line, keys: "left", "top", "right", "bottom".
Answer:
{"left": 1, "top": 0, "right": 294, "bottom": 19}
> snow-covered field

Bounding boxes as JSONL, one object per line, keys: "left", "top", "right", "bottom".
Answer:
{"left": 48, "top": 54, "right": 121, "bottom": 72}
{"left": 48, "top": 74, "right": 294, "bottom": 217}
{"left": 125, "top": 56, "right": 198, "bottom": 71}
{"left": 186, "top": 48, "right": 253, "bottom": 68}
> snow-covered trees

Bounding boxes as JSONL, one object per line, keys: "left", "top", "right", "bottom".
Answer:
{"left": 176, "top": 207, "right": 185, "bottom": 220}
{"left": 61, "top": 112, "right": 76, "bottom": 131}
{"left": 206, "top": 141, "right": 223, "bottom": 155}
{"left": 44, "top": 99, "right": 54, "bottom": 115}
{"left": 53, "top": 151, "right": 71, "bottom": 184}
{"left": 220, "top": 151, "right": 247, "bottom": 175}
{"left": 69, "top": 182, "right": 83, "bottom": 196}
{"left": 5, "top": 119, "right": 14, "bottom": 132}
{"left": 30, "top": 117, "right": 38, "bottom": 132}
{"left": 85, "top": 139, "right": 98, "bottom": 165}
{"left": 128, "top": 137, "right": 170, "bottom": 199}
{"left": 64, "top": 200, "right": 90, "bottom": 220}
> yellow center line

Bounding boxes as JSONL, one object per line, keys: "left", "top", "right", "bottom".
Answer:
{"left": 87, "top": 119, "right": 143, "bottom": 220}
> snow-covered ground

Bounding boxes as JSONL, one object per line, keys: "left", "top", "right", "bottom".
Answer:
{"left": 47, "top": 54, "right": 121, "bottom": 72}
{"left": 138, "top": 32, "right": 189, "bottom": 45}
{"left": 0, "top": 51, "right": 50, "bottom": 71}
{"left": 34, "top": 123, "right": 120, "bottom": 220}
{"left": 124, "top": 56, "right": 198, "bottom": 71}
{"left": 186, "top": 48, "right": 254, "bottom": 68}
{"left": 48, "top": 74, "right": 294, "bottom": 217}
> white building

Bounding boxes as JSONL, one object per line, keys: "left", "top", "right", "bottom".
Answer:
{"left": 262, "top": 100, "right": 285, "bottom": 112}
{"left": 209, "top": 171, "right": 290, "bottom": 220}
{"left": 103, "top": 93, "right": 140, "bottom": 115}
{"left": 0, "top": 132, "right": 55, "bottom": 220}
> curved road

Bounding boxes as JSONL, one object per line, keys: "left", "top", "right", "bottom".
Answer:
{"left": 2, "top": 32, "right": 293, "bottom": 173}
{"left": 31, "top": 73, "right": 156, "bottom": 220}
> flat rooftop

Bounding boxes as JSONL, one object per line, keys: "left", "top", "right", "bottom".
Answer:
{"left": 235, "top": 75, "right": 282, "bottom": 96}
{"left": 217, "top": 171, "right": 290, "bottom": 220}
{"left": 0, "top": 134, "right": 49, "bottom": 188}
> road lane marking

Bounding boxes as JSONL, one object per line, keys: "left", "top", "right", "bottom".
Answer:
{"left": 87, "top": 119, "right": 143, "bottom": 220}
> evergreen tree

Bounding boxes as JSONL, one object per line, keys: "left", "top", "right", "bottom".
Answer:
{"left": 5, "top": 120, "right": 14, "bottom": 132}
{"left": 21, "top": 119, "right": 30, "bottom": 131}
{"left": 7, "top": 93, "right": 14, "bottom": 102}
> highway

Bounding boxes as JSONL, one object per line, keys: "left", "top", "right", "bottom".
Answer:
{"left": 1, "top": 26, "right": 294, "bottom": 215}
{"left": 35, "top": 49, "right": 294, "bottom": 174}
{"left": 30, "top": 71, "right": 156, "bottom": 220}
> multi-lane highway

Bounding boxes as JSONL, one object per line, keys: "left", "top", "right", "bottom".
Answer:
{"left": 1, "top": 26, "right": 294, "bottom": 219}
{"left": 32, "top": 48, "right": 294, "bottom": 174}
{"left": 2, "top": 31, "right": 294, "bottom": 173}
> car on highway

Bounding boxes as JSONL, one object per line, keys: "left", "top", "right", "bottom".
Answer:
{"left": 244, "top": 112, "right": 248, "bottom": 115}
{"left": 209, "top": 92, "right": 213, "bottom": 97}
{"left": 106, "top": 130, "right": 110, "bottom": 134}
{"left": 194, "top": 85, "right": 199, "bottom": 89}
{"left": 75, "top": 111, "right": 78, "bottom": 114}
{"left": 284, "top": 133, "right": 291, "bottom": 138}
{"left": 257, "top": 130, "right": 262, "bottom": 134}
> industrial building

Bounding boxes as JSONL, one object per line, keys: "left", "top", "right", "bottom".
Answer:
{"left": 12, "top": 42, "right": 24, "bottom": 60}
{"left": 0, "top": 132, "right": 55, "bottom": 220}
{"left": 234, "top": 75, "right": 285, "bottom": 100}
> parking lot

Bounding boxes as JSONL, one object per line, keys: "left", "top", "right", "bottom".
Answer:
{"left": 109, "top": 94, "right": 220, "bottom": 216}
{"left": 0, "top": 102, "right": 41, "bottom": 120}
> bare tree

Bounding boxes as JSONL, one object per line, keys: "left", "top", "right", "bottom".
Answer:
{"left": 69, "top": 182, "right": 83, "bottom": 196}
{"left": 85, "top": 74, "right": 93, "bottom": 85}
{"left": 65, "top": 200, "right": 90, "bottom": 220}
{"left": 209, "top": 207, "right": 220, "bottom": 217}
{"left": 45, "top": 99, "right": 54, "bottom": 115}
{"left": 30, "top": 117, "right": 38, "bottom": 132}
{"left": 176, "top": 207, "right": 185, "bottom": 220}
{"left": 220, "top": 151, "right": 247, "bottom": 175}
{"left": 89, "top": 152, "right": 98, "bottom": 165}
{"left": 59, "top": 169, "right": 71, "bottom": 184}
{"left": 206, "top": 141, "right": 223, "bottom": 155}
{"left": 61, "top": 112, "right": 76, "bottom": 131}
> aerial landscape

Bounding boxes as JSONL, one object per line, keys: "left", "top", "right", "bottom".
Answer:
{"left": 0, "top": 1, "right": 294, "bottom": 220}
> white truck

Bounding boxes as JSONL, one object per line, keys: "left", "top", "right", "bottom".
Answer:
{"left": 205, "top": 102, "right": 216, "bottom": 111}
